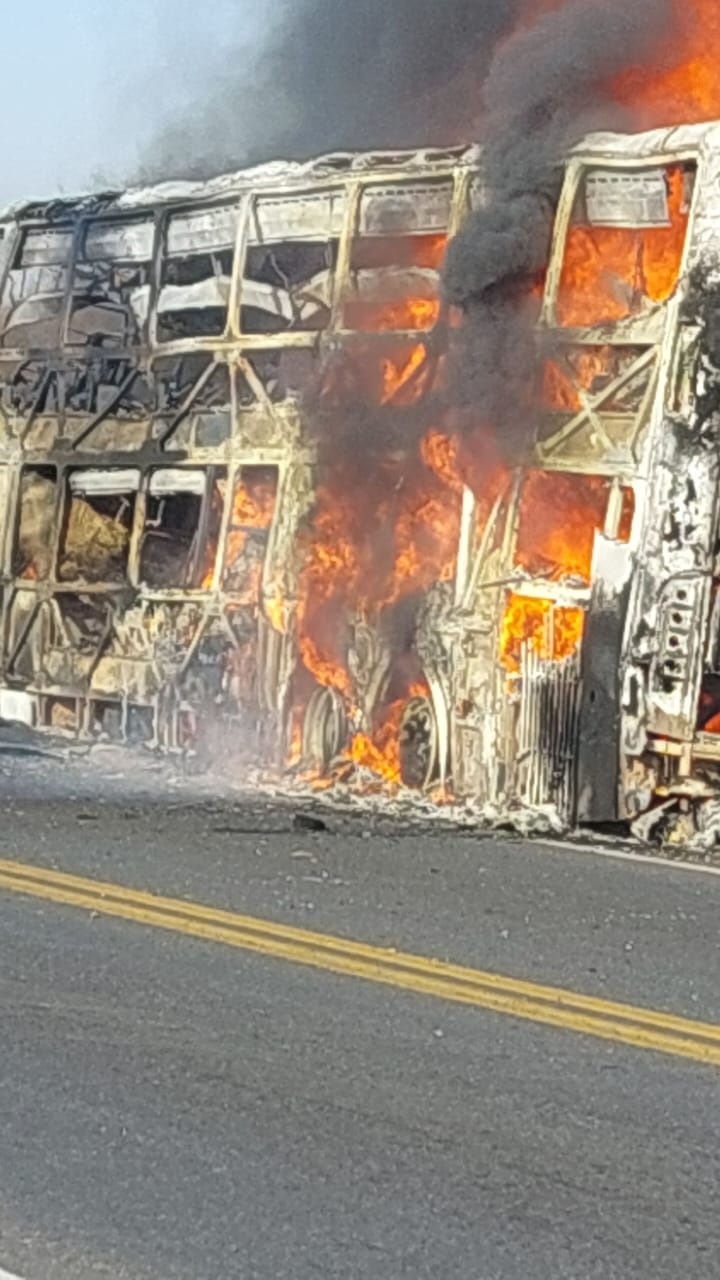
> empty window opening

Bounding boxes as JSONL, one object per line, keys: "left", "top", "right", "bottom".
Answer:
{"left": 698, "top": 675, "right": 720, "bottom": 733}
{"left": 13, "top": 465, "right": 57, "bottom": 581}
{"left": 42, "top": 697, "right": 80, "bottom": 733}
{"left": 87, "top": 700, "right": 125, "bottom": 741}
{"left": 698, "top": 583, "right": 720, "bottom": 733}
{"left": 199, "top": 474, "right": 230, "bottom": 589}
{"left": 139, "top": 468, "right": 219, "bottom": 590}
{"left": 241, "top": 192, "right": 345, "bottom": 335}
{"left": 556, "top": 163, "right": 696, "bottom": 328}
{"left": 157, "top": 206, "right": 237, "bottom": 343}
{"left": 44, "top": 598, "right": 112, "bottom": 689}
{"left": 154, "top": 355, "right": 231, "bottom": 447}
{"left": 58, "top": 469, "right": 139, "bottom": 583}
{"left": 240, "top": 348, "right": 319, "bottom": 406}
{"left": 155, "top": 354, "right": 229, "bottom": 413}
{"left": 67, "top": 217, "right": 154, "bottom": 349}
{"left": 64, "top": 357, "right": 153, "bottom": 419}
{"left": 0, "top": 226, "right": 72, "bottom": 349}
{"left": 1, "top": 358, "right": 59, "bottom": 416}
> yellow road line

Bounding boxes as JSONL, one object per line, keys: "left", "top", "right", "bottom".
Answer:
{"left": 0, "top": 856, "right": 717, "bottom": 1067}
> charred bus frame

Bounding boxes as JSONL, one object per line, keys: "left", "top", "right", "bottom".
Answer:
{"left": 448, "top": 122, "right": 720, "bottom": 828}
{"left": 0, "top": 147, "right": 474, "bottom": 753}
{"left": 2, "top": 122, "right": 720, "bottom": 834}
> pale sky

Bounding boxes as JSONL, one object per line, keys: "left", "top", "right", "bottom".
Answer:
{"left": 0, "top": 0, "right": 273, "bottom": 206}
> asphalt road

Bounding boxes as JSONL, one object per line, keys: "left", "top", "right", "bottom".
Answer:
{"left": 0, "top": 751, "right": 719, "bottom": 1278}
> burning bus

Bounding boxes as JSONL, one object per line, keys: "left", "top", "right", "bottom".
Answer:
{"left": 448, "top": 122, "right": 703, "bottom": 827}
{"left": 0, "top": 120, "right": 719, "bottom": 831}
{"left": 0, "top": 145, "right": 471, "bottom": 765}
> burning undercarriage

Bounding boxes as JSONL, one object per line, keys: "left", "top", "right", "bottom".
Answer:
{"left": 3, "top": 122, "right": 720, "bottom": 835}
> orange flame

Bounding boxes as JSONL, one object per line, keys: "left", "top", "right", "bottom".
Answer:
{"left": 515, "top": 472, "right": 632, "bottom": 583}
{"left": 225, "top": 476, "right": 276, "bottom": 572}
{"left": 499, "top": 473, "right": 634, "bottom": 671}
{"left": 352, "top": 297, "right": 441, "bottom": 335}
{"left": 202, "top": 472, "right": 277, "bottom": 592}
{"left": 522, "top": 0, "right": 720, "bottom": 129}
{"left": 299, "top": 635, "right": 353, "bottom": 700}
{"left": 344, "top": 232, "right": 446, "bottom": 334}
{"left": 349, "top": 724, "right": 402, "bottom": 786}
{"left": 265, "top": 594, "right": 286, "bottom": 634}
{"left": 500, "top": 596, "right": 585, "bottom": 672}
{"left": 557, "top": 165, "right": 692, "bottom": 329}
{"left": 381, "top": 343, "right": 430, "bottom": 404}
{"left": 543, "top": 347, "right": 617, "bottom": 413}
{"left": 345, "top": 680, "right": 429, "bottom": 787}
{"left": 421, "top": 430, "right": 464, "bottom": 493}
{"left": 288, "top": 709, "right": 304, "bottom": 766}
{"left": 614, "top": 0, "right": 720, "bottom": 128}
{"left": 294, "top": 421, "right": 462, "bottom": 779}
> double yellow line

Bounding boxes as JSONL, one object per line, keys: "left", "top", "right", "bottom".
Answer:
{"left": 0, "top": 855, "right": 718, "bottom": 1067}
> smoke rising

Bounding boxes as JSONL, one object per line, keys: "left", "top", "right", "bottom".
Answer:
{"left": 142, "top": 0, "right": 524, "bottom": 180}
{"left": 443, "top": 0, "right": 680, "bottom": 454}
{"left": 137, "top": 0, "right": 695, "bottom": 772}
{"left": 142, "top": 0, "right": 688, "bottom": 679}
{"left": 144, "top": 0, "right": 685, "bottom": 457}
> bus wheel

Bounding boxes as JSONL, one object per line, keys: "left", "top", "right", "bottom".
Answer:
{"left": 302, "top": 687, "right": 348, "bottom": 772}
{"left": 399, "top": 695, "right": 439, "bottom": 790}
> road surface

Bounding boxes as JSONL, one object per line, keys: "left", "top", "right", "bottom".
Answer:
{"left": 0, "top": 750, "right": 718, "bottom": 1278}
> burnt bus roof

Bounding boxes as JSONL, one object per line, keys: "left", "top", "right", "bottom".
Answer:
{"left": 3, "top": 120, "right": 720, "bottom": 227}
{"left": 0, "top": 145, "right": 477, "bottom": 226}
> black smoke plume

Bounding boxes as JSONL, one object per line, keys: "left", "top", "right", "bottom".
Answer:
{"left": 443, "top": 0, "right": 680, "bottom": 455}
{"left": 144, "top": 0, "right": 684, "bottom": 460}
{"left": 142, "top": 0, "right": 523, "bottom": 180}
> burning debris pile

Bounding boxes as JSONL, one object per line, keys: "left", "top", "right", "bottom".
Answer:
{"left": 2, "top": 0, "right": 720, "bottom": 835}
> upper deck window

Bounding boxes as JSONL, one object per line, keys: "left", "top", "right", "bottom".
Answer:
{"left": 555, "top": 162, "right": 696, "bottom": 328}
{"left": 67, "top": 217, "right": 154, "bottom": 349}
{"left": 157, "top": 205, "right": 238, "bottom": 344}
{"left": 63, "top": 355, "right": 153, "bottom": 422}
{"left": 153, "top": 353, "right": 232, "bottom": 448}
{"left": 343, "top": 181, "right": 451, "bottom": 333}
{"left": 240, "top": 191, "right": 345, "bottom": 336}
{"left": 0, "top": 227, "right": 72, "bottom": 350}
